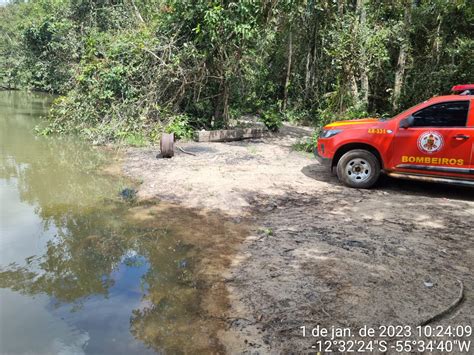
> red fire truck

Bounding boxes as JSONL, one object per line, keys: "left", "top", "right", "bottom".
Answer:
{"left": 315, "top": 84, "right": 474, "bottom": 188}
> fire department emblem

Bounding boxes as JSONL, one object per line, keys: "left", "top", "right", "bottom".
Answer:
{"left": 417, "top": 131, "right": 444, "bottom": 154}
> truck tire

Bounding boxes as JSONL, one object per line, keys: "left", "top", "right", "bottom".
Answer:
{"left": 336, "top": 149, "right": 380, "bottom": 188}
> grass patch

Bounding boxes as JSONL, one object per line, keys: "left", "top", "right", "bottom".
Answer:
{"left": 122, "top": 133, "right": 148, "bottom": 147}
{"left": 292, "top": 138, "right": 315, "bottom": 153}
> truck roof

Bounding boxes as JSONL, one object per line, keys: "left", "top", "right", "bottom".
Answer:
{"left": 427, "top": 95, "right": 472, "bottom": 104}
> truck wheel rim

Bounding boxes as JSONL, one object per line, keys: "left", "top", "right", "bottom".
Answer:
{"left": 346, "top": 159, "right": 371, "bottom": 183}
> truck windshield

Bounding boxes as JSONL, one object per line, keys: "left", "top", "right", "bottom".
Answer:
{"left": 380, "top": 102, "right": 424, "bottom": 121}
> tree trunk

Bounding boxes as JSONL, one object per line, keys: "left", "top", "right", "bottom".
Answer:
{"left": 433, "top": 13, "right": 443, "bottom": 66}
{"left": 213, "top": 77, "right": 230, "bottom": 128}
{"left": 282, "top": 29, "right": 293, "bottom": 111}
{"left": 357, "top": 0, "right": 369, "bottom": 110}
{"left": 304, "top": 37, "right": 317, "bottom": 98}
{"left": 222, "top": 82, "right": 229, "bottom": 127}
{"left": 311, "top": 38, "right": 318, "bottom": 91}
{"left": 337, "top": 0, "right": 344, "bottom": 18}
{"left": 392, "top": 1, "right": 413, "bottom": 111}
{"left": 360, "top": 71, "right": 369, "bottom": 109}
{"left": 393, "top": 47, "right": 407, "bottom": 111}
{"left": 305, "top": 12, "right": 318, "bottom": 99}
{"left": 349, "top": 71, "right": 359, "bottom": 104}
{"left": 305, "top": 48, "right": 312, "bottom": 94}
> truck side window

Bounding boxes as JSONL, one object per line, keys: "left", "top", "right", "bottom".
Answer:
{"left": 412, "top": 101, "right": 469, "bottom": 127}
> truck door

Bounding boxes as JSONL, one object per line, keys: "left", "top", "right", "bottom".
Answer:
{"left": 390, "top": 100, "right": 472, "bottom": 179}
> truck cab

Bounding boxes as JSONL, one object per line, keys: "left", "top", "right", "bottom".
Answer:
{"left": 315, "top": 85, "right": 474, "bottom": 188}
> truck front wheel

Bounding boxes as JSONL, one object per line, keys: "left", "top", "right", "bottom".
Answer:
{"left": 336, "top": 149, "right": 380, "bottom": 188}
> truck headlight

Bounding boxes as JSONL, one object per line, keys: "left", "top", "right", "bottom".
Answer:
{"left": 320, "top": 129, "right": 342, "bottom": 138}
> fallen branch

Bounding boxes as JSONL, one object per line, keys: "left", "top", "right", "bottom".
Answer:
{"left": 418, "top": 279, "right": 464, "bottom": 326}
{"left": 130, "top": 0, "right": 144, "bottom": 23}
{"left": 178, "top": 146, "right": 196, "bottom": 156}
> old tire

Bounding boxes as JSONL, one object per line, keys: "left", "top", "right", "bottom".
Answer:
{"left": 336, "top": 149, "right": 380, "bottom": 188}
{"left": 160, "top": 133, "right": 174, "bottom": 158}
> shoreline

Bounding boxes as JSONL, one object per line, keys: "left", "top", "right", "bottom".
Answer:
{"left": 120, "top": 125, "right": 474, "bottom": 353}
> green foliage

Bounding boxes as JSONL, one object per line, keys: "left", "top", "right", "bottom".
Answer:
{"left": 1, "top": 0, "right": 473, "bottom": 143}
{"left": 283, "top": 108, "right": 311, "bottom": 125}
{"left": 165, "top": 114, "right": 194, "bottom": 140}
{"left": 1, "top": 1, "right": 80, "bottom": 93}
{"left": 259, "top": 227, "right": 273, "bottom": 237}
{"left": 259, "top": 107, "right": 283, "bottom": 132}
{"left": 118, "top": 132, "right": 148, "bottom": 147}
{"left": 292, "top": 131, "right": 319, "bottom": 153}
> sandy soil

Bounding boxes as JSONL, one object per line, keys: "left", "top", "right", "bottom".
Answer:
{"left": 122, "top": 124, "right": 474, "bottom": 353}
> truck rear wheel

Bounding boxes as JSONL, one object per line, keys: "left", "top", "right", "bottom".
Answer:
{"left": 336, "top": 149, "right": 380, "bottom": 188}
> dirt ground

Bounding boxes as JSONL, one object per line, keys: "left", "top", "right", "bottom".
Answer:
{"left": 122, "top": 124, "right": 474, "bottom": 353}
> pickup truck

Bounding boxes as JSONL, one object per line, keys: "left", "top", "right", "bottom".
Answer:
{"left": 315, "top": 84, "right": 474, "bottom": 188}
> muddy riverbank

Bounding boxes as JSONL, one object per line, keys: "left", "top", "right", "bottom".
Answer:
{"left": 122, "top": 124, "right": 474, "bottom": 353}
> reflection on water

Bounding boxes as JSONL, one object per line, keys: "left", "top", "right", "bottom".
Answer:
{"left": 0, "top": 91, "right": 245, "bottom": 354}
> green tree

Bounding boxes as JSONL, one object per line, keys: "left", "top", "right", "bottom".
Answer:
{"left": 1, "top": 0, "right": 473, "bottom": 142}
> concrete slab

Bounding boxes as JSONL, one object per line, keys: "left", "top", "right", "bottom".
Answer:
{"left": 194, "top": 128, "right": 269, "bottom": 142}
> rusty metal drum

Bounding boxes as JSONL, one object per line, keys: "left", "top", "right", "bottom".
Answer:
{"left": 160, "top": 133, "right": 174, "bottom": 158}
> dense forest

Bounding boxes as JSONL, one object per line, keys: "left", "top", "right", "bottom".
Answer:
{"left": 1, "top": 0, "right": 473, "bottom": 144}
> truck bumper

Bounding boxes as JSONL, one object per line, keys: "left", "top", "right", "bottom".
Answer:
{"left": 313, "top": 146, "right": 332, "bottom": 168}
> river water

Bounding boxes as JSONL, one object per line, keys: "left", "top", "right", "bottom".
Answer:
{"left": 0, "top": 91, "right": 243, "bottom": 354}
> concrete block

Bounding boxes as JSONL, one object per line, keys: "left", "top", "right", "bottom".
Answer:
{"left": 193, "top": 128, "right": 269, "bottom": 142}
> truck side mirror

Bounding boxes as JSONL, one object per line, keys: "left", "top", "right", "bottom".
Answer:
{"left": 400, "top": 115, "right": 414, "bottom": 129}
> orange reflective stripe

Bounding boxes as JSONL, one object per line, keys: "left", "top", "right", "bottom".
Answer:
{"left": 326, "top": 121, "right": 373, "bottom": 128}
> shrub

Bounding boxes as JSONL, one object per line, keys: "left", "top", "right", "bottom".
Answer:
{"left": 292, "top": 131, "right": 319, "bottom": 153}
{"left": 283, "top": 108, "right": 311, "bottom": 125}
{"left": 259, "top": 107, "right": 283, "bottom": 132}
{"left": 165, "top": 114, "right": 194, "bottom": 140}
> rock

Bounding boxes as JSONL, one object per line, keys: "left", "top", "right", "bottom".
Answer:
{"left": 120, "top": 188, "right": 137, "bottom": 200}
